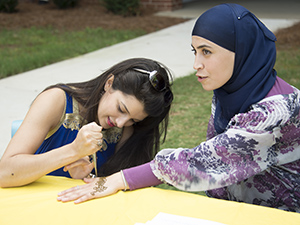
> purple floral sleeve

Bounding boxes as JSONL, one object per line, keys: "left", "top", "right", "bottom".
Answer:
{"left": 150, "top": 89, "right": 300, "bottom": 212}
{"left": 151, "top": 128, "right": 276, "bottom": 191}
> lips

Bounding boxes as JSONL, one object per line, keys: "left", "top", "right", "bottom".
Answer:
{"left": 196, "top": 74, "right": 208, "bottom": 83}
{"left": 107, "top": 117, "right": 116, "bottom": 127}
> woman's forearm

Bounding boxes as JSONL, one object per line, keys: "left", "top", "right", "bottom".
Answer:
{"left": 0, "top": 143, "right": 78, "bottom": 187}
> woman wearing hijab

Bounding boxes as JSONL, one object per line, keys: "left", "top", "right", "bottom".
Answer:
{"left": 57, "top": 4, "right": 300, "bottom": 212}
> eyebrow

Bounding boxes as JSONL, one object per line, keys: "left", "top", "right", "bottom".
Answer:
{"left": 191, "top": 44, "right": 212, "bottom": 49}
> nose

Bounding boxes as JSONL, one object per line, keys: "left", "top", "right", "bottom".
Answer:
{"left": 193, "top": 54, "right": 204, "bottom": 71}
{"left": 115, "top": 115, "right": 130, "bottom": 128}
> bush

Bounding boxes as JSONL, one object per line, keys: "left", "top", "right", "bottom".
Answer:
{"left": 0, "top": 0, "right": 18, "bottom": 13}
{"left": 53, "top": 0, "right": 79, "bottom": 9}
{"left": 101, "top": 0, "right": 140, "bottom": 16}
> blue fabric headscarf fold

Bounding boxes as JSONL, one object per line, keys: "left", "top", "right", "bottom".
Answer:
{"left": 192, "top": 3, "right": 277, "bottom": 134}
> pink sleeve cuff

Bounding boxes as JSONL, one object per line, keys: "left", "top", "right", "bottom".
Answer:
{"left": 123, "top": 162, "right": 162, "bottom": 190}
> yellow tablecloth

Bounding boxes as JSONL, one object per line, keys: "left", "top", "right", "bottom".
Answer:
{"left": 1, "top": 176, "right": 300, "bottom": 225}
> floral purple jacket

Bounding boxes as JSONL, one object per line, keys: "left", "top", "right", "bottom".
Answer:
{"left": 151, "top": 85, "right": 300, "bottom": 212}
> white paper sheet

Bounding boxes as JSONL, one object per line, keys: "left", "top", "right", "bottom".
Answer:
{"left": 135, "top": 212, "right": 227, "bottom": 225}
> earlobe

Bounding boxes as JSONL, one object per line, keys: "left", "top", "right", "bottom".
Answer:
{"left": 104, "top": 75, "right": 115, "bottom": 91}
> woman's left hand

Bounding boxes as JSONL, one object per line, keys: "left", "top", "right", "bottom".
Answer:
{"left": 63, "top": 156, "right": 94, "bottom": 179}
{"left": 57, "top": 172, "right": 125, "bottom": 203}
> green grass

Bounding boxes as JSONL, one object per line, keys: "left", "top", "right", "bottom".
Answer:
{"left": 0, "top": 27, "right": 145, "bottom": 78}
{"left": 275, "top": 49, "right": 300, "bottom": 88}
{"left": 162, "top": 74, "right": 213, "bottom": 149}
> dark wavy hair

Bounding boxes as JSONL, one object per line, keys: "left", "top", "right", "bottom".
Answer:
{"left": 44, "top": 58, "right": 173, "bottom": 176}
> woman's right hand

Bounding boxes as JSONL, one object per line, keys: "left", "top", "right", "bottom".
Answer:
{"left": 71, "top": 122, "right": 103, "bottom": 158}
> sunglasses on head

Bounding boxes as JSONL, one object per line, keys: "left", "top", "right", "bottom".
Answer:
{"left": 134, "top": 68, "right": 173, "bottom": 106}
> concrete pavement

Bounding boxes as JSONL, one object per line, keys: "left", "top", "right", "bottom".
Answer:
{"left": 0, "top": 0, "right": 299, "bottom": 158}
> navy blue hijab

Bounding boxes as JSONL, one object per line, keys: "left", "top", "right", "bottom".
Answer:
{"left": 192, "top": 3, "right": 277, "bottom": 134}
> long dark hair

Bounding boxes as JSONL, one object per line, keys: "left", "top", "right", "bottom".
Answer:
{"left": 44, "top": 58, "right": 173, "bottom": 176}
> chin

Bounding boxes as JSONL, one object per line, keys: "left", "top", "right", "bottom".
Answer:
{"left": 202, "top": 85, "right": 213, "bottom": 91}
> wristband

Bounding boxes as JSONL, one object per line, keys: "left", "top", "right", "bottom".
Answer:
{"left": 120, "top": 170, "right": 129, "bottom": 191}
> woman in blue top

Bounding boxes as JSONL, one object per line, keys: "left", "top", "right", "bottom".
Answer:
{"left": 0, "top": 58, "right": 173, "bottom": 187}
{"left": 57, "top": 4, "right": 300, "bottom": 212}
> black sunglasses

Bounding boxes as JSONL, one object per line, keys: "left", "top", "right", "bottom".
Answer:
{"left": 134, "top": 68, "right": 173, "bottom": 106}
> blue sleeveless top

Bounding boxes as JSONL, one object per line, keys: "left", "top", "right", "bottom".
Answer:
{"left": 35, "top": 91, "right": 122, "bottom": 178}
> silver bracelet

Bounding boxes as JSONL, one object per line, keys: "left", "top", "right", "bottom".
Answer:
{"left": 120, "top": 170, "right": 128, "bottom": 191}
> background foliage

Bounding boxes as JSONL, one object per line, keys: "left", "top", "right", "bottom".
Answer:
{"left": 0, "top": 0, "right": 18, "bottom": 12}
{"left": 101, "top": 0, "right": 140, "bottom": 16}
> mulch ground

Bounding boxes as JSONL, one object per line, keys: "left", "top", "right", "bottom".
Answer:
{"left": 275, "top": 22, "right": 300, "bottom": 50}
{"left": 0, "top": 0, "right": 188, "bottom": 33}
